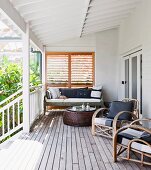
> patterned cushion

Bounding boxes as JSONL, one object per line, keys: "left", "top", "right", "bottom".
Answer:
{"left": 76, "top": 89, "right": 91, "bottom": 98}
{"left": 95, "top": 118, "right": 113, "bottom": 127}
{"left": 59, "top": 87, "right": 88, "bottom": 98}
{"left": 95, "top": 117, "right": 121, "bottom": 127}
{"left": 117, "top": 128, "right": 151, "bottom": 154}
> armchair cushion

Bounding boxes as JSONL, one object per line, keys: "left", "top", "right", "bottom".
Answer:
{"left": 95, "top": 117, "right": 121, "bottom": 127}
{"left": 95, "top": 118, "right": 113, "bottom": 127}
{"left": 107, "top": 101, "right": 133, "bottom": 120}
{"left": 117, "top": 128, "right": 151, "bottom": 154}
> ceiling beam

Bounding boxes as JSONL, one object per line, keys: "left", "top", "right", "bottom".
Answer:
{"left": 87, "top": 7, "right": 135, "bottom": 19}
{"left": 12, "top": 0, "right": 43, "bottom": 9}
{"left": 83, "top": 23, "right": 119, "bottom": 33}
{"left": 82, "top": 25, "right": 119, "bottom": 35}
{"left": 85, "top": 12, "right": 130, "bottom": 23}
{"left": 24, "top": 11, "right": 82, "bottom": 22}
{"left": 89, "top": 0, "right": 140, "bottom": 13}
{"left": 84, "top": 21, "right": 120, "bottom": 31}
{"left": 89, "top": 0, "right": 140, "bottom": 7}
{"left": 30, "top": 18, "right": 80, "bottom": 28}
{"left": 41, "top": 33, "right": 77, "bottom": 44}
{"left": 33, "top": 24, "right": 81, "bottom": 34}
{"left": 0, "top": 0, "right": 26, "bottom": 33}
{"left": 0, "top": 0, "right": 43, "bottom": 51}
{"left": 85, "top": 15, "right": 128, "bottom": 27}
{"left": 36, "top": 29, "right": 79, "bottom": 39}
{"left": 20, "top": 2, "right": 81, "bottom": 16}
{"left": 79, "top": 0, "right": 92, "bottom": 37}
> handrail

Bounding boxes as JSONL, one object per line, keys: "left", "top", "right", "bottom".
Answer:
{"left": 29, "top": 84, "right": 43, "bottom": 90}
{"left": 0, "top": 89, "right": 22, "bottom": 106}
{"left": 0, "top": 84, "right": 43, "bottom": 106}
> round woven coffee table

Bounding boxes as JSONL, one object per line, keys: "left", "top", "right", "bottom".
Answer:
{"left": 63, "top": 106, "right": 96, "bottom": 127}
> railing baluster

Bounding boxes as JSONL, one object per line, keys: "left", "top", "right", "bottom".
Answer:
{"left": 0, "top": 85, "right": 43, "bottom": 141}
{"left": 13, "top": 104, "right": 15, "bottom": 129}
{"left": 7, "top": 108, "right": 10, "bottom": 133}
{"left": 18, "top": 100, "right": 20, "bottom": 125}
{"left": 2, "top": 110, "right": 5, "bottom": 135}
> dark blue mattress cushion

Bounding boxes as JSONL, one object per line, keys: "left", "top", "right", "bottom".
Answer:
{"left": 59, "top": 87, "right": 88, "bottom": 98}
{"left": 117, "top": 130, "right": 151, "bottom": 145}
{"left": 107, "top": 101, "right": 133, "bottom": 120}
{"left": 76, "top": 89, "right": 91, "bottom": 98}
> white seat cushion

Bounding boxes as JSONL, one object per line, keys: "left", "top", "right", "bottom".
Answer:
{"left": 45, "top": 98, "right": 65, "bottom": 103}
{"left": 95, "top": 117, "right": 113, "bottom": 127}
{"left": 64, "top": 98, "right": 101, "bottom": 103}
{"left": 118, "top": 128, "right": 151, "bottom": 154}
{"left": 95, "top": 117, "right": 108, "bottom": 125}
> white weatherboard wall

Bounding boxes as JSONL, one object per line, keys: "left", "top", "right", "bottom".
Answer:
{"left": 118, "top": 0, "right": 151, "bottom": 118}
{"left": 47, "top": 29, "right": 119, "bottom": 102}
{"left": 95, "top": 29, "right": 119, "bottom": 102}
{"left": 46, "top": 34, "right": 96, "bottom": 52}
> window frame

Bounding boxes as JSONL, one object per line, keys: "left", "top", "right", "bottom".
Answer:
{"left": 46, "top": 52, "right": 95, "bottom": 88}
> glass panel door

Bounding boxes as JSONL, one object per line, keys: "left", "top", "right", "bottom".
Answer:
{"left": 125, "top": 59, "right": 129, "bottom": 98}
{"left": 123, "top": 51, "right": 142, "bottom": 117}
{"left": 132, "top": 56, "right": 137, "bottom": 99}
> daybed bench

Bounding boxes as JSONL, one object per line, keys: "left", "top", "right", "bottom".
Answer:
{"left": 44, "top": 86, "right": 103, "bottom": 113}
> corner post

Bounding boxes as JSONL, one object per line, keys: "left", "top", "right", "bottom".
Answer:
{"left": 42, "top": 45, "right": 46, "bottom": 114}
{"left": 23, "top": 23, "right": 30, "bottom": 133}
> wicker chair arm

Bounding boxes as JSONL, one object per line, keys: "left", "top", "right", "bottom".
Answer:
{"left": 127, "top": 137, "right": 151, "bottom": 160}
{"left": 92, "top": 108, "right": 109, "bottom": 119}
{"left": 113, "top": 111, "right": 138, "bottom": 134}
{"left": 130, "top": 118, "right": 151, "bottom": 126}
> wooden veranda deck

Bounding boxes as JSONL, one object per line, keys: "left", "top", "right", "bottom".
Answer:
{"left": 0, "top": 112, "right": 150, "bottom": 170}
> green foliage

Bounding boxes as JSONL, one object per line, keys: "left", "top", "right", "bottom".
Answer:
{"left": 0, "top": 56, "right": 22, "bottom": 101}
{"left": 0, "top": 55, "right": 41, "bottom": 102}
{"left": 30, "top": 59, "right": 41, "bottom": 86}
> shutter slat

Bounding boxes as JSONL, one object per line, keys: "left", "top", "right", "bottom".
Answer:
{"left": 46, "top": 53, "right": 94, "bottom": 87}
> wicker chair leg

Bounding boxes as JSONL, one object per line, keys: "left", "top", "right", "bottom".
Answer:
{"left": 113, "top": 137, "right": 117, "bottom": 162}
{"left": 92, "top": 123, "right": 96, "bottom": 136}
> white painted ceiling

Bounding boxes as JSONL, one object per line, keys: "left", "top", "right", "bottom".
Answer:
{"left": 9, "top": 0, "right": 141, "bottom": 46}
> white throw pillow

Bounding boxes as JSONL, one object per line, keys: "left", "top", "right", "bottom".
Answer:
{"left": 91, "top": 85, "right": 102, "bottom": 99}
{"left": 48, "top": 88, "right": 60, "bottom": 99}
{"left": 91, "top": 90, "right": 102, "bottom": 99}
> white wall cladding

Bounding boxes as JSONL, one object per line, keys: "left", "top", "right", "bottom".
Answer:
{"left": 95, "top": 28, "right": 119, "bottom": 102}
{"left": 118, "top": 0, "right": 151, "bottom": 118}
{"left": 46, "top": 34, "right": 96, "bottom": 52}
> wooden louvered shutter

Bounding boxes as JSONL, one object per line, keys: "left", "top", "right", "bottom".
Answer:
{"left": 71, "top": 54, "right": 94, "bottom": 87}
{"left": 46, "top": 52, "right": 94, "bottom": 88}
{"left": 46, "top": 54, "right": 69, "bottom": 87}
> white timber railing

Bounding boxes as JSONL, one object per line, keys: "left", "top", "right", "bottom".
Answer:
{"left": 0, "top": 90, "right": 23, "bottom": 141}
{"left": 29, "top": 85, "right": 43, "bottom": 125}
{"left": 0, "top": 84, "right": 44, "bottom": 142}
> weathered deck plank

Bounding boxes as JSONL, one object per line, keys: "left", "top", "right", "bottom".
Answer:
{"left": 0, "top": 112, "right": 150, "bottom": 170}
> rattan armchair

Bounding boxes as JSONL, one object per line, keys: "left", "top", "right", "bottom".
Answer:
{"left": 113, "top": 119, "right": 151, "bottom": 166}
{"left": 92, "top": 99, "right": 139, "bottom": 138}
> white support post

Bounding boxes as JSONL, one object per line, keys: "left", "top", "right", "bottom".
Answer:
{"left": 42, "top": 45, "right": 46, "bottom": 90}
{"left": 42, "top": 45, "right": 46, "bottom": 114}
{"left": 23, "top": 23, "right": 30, "bottom": 133}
